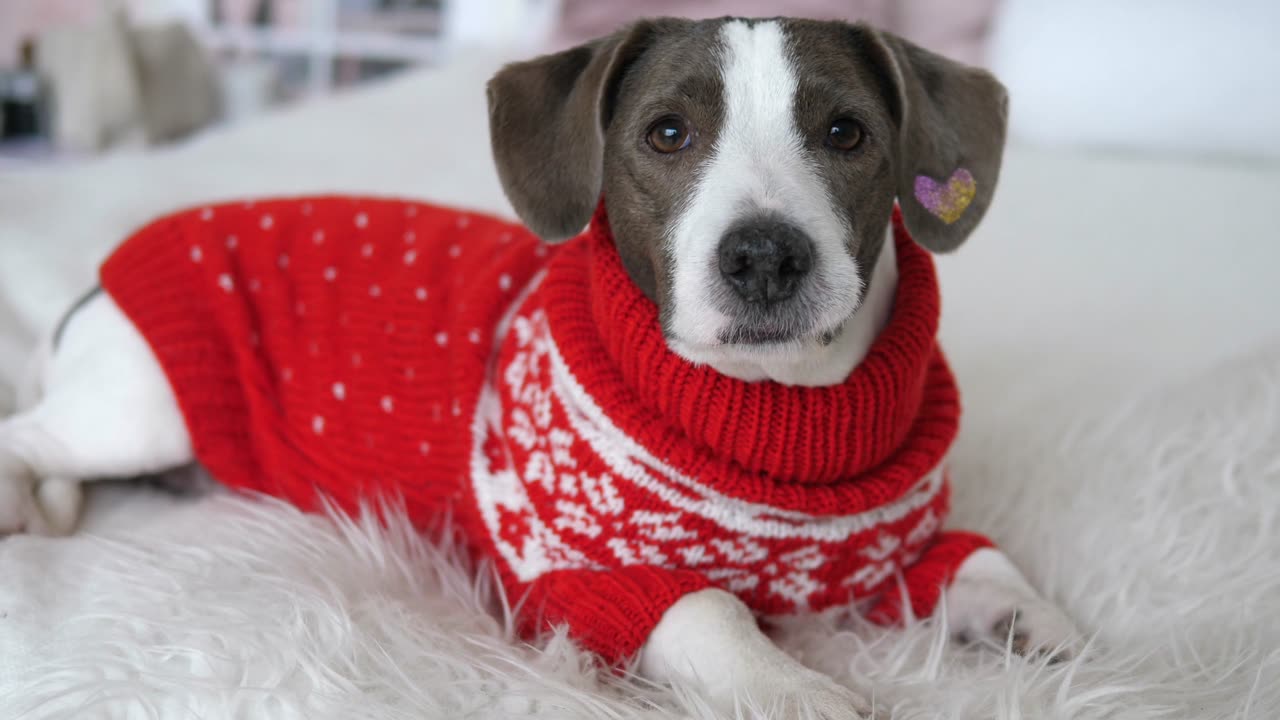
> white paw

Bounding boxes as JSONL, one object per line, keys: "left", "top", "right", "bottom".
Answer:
{"left": 0, "top": 468, "right": 40, "bottom": 535}
{"left": 733, "top": 666, "right": 871, "bottom": 719}
{"left": 641, "top": 589, "right": 871, "bottom": 719}
{"left": 0, "top": 462, "right": 81, "bottom": 537}
{"left": 945, "top": 549, "right": 1082, "bottom": 662}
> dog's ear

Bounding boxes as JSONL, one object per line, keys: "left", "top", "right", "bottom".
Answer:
{"left": 487, "top": 22, "right": 662, "bottom": 242}
{"left": 861, "top": 26, "right": 1009, "bottom": 253}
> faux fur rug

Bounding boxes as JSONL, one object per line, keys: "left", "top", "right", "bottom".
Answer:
{"left": 1, "top": 341, "right": 1277, "bottom": 719}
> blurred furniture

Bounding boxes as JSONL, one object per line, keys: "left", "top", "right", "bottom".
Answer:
{"left": 196, "top": 0, "right": 557, "bottom": 96}
{"left": 0, "top": 0, "right": 559, "bottom": 158}
{"left": 0, "top": 41, "right": 47, "bottom": 142}
{"left": 30, "top": 11, "right": 221, "bottom": 154}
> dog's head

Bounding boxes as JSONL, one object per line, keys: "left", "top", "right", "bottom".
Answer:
{"left": 487, "top": 18, "right": 1007, "bottom": 375}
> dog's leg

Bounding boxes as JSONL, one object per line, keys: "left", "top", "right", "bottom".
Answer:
{"left": 944, "top": 548, "right": 1082, "bottom": 661}
{"left": 640, "top": 589, "right": 870, "bottom": 719}
{"left": 0, "top": 292, "right": 192, "bottom": 535}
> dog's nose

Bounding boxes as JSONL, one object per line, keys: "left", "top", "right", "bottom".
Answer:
{"left": 717, "top": 220, "right": 813, "bottom": 306}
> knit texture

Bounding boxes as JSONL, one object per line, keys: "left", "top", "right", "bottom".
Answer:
{"left": 100, "top": 196, "right": 991, "bottom": 666}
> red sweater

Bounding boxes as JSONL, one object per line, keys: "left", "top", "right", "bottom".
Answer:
{"left": 100, "top": 197, "right": 991, "bottom": 665}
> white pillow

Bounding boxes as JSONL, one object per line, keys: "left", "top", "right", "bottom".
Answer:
{"left": 36, "top": 12, "right": 145, "bottom": 152}
{"left": 989, "top": 0, "right": 1280, "bottom": 161}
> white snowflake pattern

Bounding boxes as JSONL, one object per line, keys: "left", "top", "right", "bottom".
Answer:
{"left": 471, "top": 304, "right": 946, "bottom": 607}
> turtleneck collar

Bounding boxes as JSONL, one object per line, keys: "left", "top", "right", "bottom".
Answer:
{"left": 536, "top": 203, "right": 958, "bottom": 496}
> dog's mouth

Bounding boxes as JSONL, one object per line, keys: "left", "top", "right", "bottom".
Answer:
{"left": 715, "top": 323, "right": 841, "bottom": 347}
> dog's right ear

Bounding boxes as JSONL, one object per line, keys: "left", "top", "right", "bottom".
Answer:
{"left": 487, "top": 22, "right": 662, "bottom": 242}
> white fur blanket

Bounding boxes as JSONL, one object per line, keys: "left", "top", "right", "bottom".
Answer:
{"left": 2, "top": 54, "right": 1279, "bottom": 719}
{"left": 1, "top": 341, "right": 1276, "bottom": 719}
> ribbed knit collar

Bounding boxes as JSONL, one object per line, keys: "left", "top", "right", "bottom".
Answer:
{"left": 539, "top": 204, "right": 957, "bottom": 493}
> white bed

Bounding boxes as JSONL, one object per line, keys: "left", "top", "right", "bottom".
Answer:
{"left": 1, "top": 52, "right": 1278, "bottom": 719}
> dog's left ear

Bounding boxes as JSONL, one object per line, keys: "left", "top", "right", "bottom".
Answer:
{"left": 487, "top": 21, "right": 668, "bottom": 242}
{"left": 861, "top": 26, "right": 1009, "bottom": 253}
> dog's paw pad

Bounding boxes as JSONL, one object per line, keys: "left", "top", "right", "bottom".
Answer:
{"left": 987, "top": 602, "right": 1081, "bottom": 662}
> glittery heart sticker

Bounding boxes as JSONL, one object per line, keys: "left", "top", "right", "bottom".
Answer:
{"left": 914, "top": 169, "right": 976, "bottom": 225}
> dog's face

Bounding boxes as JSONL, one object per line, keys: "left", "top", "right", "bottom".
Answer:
{"left": 488, "top": 18, "right": 1007, "bottom": 369}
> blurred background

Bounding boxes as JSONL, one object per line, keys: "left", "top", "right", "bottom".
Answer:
{"left": 0, "top": 0, "right": 1278, "bottom": 396}
{"left": 2, "top": 0, "right": 1277, "bottom": 164}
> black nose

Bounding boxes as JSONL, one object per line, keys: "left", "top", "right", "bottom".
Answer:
{"left": 717, "top": 219, "right": 813, "bottom": 305}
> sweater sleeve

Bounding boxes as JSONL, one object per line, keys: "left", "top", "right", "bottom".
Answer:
{"left": 515, "top": 566, "right": 713, "bottom": 667}
{"left": 867, "top": 529, "right": 994, "bottom": 624}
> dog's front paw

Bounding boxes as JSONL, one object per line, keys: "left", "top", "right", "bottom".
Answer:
{"left": 788, "top": 670, "right": 873, "bottom": 720}
{"left": 965, "top": 596, "right": 1081, "bottom": 663}
{"left": 735, "top": 665, "right": 871, "bottom": 720}
{"left": 0, "top": 469, "right": 81, "bottom": 537}
{"left": 945, "top": 549, "right": 1083, "bottom": 662}
{"left": 641, "top": 589, "right": 872, "bottom": 719}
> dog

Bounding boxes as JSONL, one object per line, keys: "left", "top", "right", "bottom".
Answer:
{"left": 0, "top": 17, "right": 1080, "bottom": 718}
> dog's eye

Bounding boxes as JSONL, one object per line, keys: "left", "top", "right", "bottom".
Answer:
{"left": 647, "top": 117, "right": 692, "bottom": 154}
{"left": 826, "top": 118, "right": 864, "bottom": 152}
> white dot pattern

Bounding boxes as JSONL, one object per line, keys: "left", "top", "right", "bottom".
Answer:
{"left": 172, "top": 200, "right": 562, "bottom": 503}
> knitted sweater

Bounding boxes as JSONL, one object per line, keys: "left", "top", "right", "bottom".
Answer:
{"left": 100, "top": 196, "right": 992, "bottom": 666}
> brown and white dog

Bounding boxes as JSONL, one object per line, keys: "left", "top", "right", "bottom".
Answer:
{"left": 0, "top": 18, "right": 1079, "bottom": 718}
